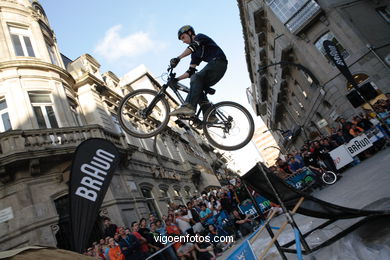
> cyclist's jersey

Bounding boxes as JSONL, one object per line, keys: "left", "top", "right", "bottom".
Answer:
{"left": 190, "top": 33, "right": 227, "bottom": 65}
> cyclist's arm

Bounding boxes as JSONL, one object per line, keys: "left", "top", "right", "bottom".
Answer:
{"left": 177, "top": 47, "right": 193, "bottom": 60}
{"left": 177, "top": 64, "right": 197, "bottom": 81}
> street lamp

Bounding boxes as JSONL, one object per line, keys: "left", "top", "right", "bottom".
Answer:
{"left": 262, "top": 128, "right": 284, "bottom": 134}
{"left": 263, "top": 145, "right": 286, "bottom": 161}
{"left": 263, "top": 146, "right": 281, "bottom": 151}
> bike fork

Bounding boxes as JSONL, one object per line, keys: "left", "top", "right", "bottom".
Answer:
{"left": 142, "top": 92, "right": 165, "bottom": 117}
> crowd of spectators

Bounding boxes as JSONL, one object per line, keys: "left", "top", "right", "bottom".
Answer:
{"left": 83, "top": 96, "right": 390, "bottom": 259}
{"left": 270, "top": 95, "right": 390, "bottom": 182}
{"left": 83, "top": 178, "right": 259, "bottom": 260}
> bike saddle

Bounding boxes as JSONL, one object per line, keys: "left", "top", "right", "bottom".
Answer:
{"left": 205, "top": 87, "right": 216, "bottom": 95}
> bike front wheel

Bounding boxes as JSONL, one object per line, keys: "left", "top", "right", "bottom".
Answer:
{"left": 322, "top": 171, "right": 337, "bottom": 185}
{"left": 118, "top": 89, "right": 170, "bottom": 138}
{"left": 203, "top": 101, "right": 255, "bottom": 151}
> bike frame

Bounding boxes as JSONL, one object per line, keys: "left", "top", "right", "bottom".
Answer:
{"left": 146, "top": 67, "right": 218, "bottom": 122}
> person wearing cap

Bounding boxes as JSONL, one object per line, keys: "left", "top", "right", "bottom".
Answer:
{"left": 169, "top": 25, "right": 228, "bottom": 117}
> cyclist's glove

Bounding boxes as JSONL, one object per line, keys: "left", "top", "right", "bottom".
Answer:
{"left": 170, "top": 57, "right": 181, "bottom": 68}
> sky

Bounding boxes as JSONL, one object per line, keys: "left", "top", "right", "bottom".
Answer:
{"left": 38, "top": 0, "right": 263, "bottom": 173}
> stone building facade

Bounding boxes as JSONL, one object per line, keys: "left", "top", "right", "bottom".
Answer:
{"left": 238, "top": 0, "right": 390, "bottom": 150}
{"left": 0, "top": 0, "right": 226, "bottom": 250}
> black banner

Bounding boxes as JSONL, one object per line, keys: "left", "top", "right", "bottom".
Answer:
{"left": 69, "top": 138, "right": 120, "bottom": 253}
{"left": 323, "top": 40, "right": 358, "bottom": 88}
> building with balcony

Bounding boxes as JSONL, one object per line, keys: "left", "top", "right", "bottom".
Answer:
{"left": 0, "top": 0, "right": 226, "bottom": 250}
{"left": 239, "top": 0, "right": 390, "bottom": 150}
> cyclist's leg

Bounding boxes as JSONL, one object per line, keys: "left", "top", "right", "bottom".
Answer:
{"left": 186, "top": 59, "right": 227, "bottom": 110}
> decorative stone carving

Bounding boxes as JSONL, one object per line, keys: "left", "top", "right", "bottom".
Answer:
{"left": 50, "top": 224, "right": 60, "bottom": 235}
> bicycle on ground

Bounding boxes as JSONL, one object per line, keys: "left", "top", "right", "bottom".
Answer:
{"left": 314, "top": 161, "right": 338, "bottom": 185}
{"left": 118, "top": 65, "right": 255, "bottom": 151}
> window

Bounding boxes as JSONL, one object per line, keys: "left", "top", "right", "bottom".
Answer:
{"left": 160, "top": 189, "right": 169, "bottom": 198}
{"left": 0, "top": 99, "right": 12, "bottom": 132}
{"left": 173, "top": 189, "right": 181, "bottom": 197}
{"left": 314, "top": 32, "right": 349, "bottom": 62}
{"left": 141, "top": 188, "right": 159, "bottom": 218}
{"left": 68, "top": 97, "right": 82, "bottom": 126}
{"left": 111, "top": 113, "right": 123, "bottom": 134}
{"left": 266, "top": 0, "right": 321, "bottom": 33}
{"left": 266, "top": 0, "right": 307, "bottom": 23}
{"left": 29, "top": 92, "right": 59, "bottom": 129}
{"left": 377, "top": 6, "right": 390, "bottom": 24}
{"left": 9, "top": 26, "right": 35, "bottom": 57}
{"left": 46, "top": 42, "right": 59, "bottom": 65}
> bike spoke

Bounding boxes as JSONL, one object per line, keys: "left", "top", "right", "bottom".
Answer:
{"left": 203, "top": 102, "right": 254, "bottom": 151}
{"left": 118, "top": 89, "right": 169, "bottom": 138}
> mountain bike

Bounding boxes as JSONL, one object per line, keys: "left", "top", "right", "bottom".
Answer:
{"left": 118, "top": 66, "right": 255, "bottom": 151}
{"left": 308, "top": 162, "right": 338, "bottom": 186}
{"left": 315, "top": 161, "right": 338, "bottom": 185}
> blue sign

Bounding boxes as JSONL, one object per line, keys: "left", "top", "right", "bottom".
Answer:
{"left": 227, "top": 240, "right": 256, "bottom": 260}
{"left": 285, "top": 169, "right": 315, "bottom": 190}
{"left": 238, "top": 196, "right": 271, "bottom": 217}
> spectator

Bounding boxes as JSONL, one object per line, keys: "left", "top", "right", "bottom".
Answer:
{"left": 232, "top": 209, "right": 253, "bottom": 237}
{"left": 287, "top": 156, "right": 305, "bottom": 174}
{"left": 193, "top": 233, "right": 216, "bottom": 260}
{"left": 199, "top": 203, "right": 214, "bottom": 225}
{"left": 349, "top": 124, "right": 364, "bottom": 137}
{"left": 187, "top": 201, "right": 204, "bottom": 233}
{"left": 233, "top": 178, "right": 250, "bottom": 204}
{"left": 155, "top": 219, "right": 167, "bottom": 237}
{"left": 207, "top": 195, "right": 221, "bottom": 216}
{"left": 103, "top": 218, "right": 118, "bottom": 238}
{"left": 148, "top": 214, "right": 156, "bottom": 228}
{"left": 175, "top": 207, "right": 194, "bottom": 235}
{"left": 150, "top": 222, "right": 178, "bottom": 260}
{"left": 93, "top": 244, "right": 106, "bottom": 260}
{"left": 131, "top": 221, "right": 150, "bottom": 258}
{"left": 108, "top": 237, "right": 125, "bottom": 260}
{"left": 117, "top": 226, "right": 142, "bottom": 260}
{"left": 166, "top": 218, "right": 196, "bottom": 260}
{"left": 270, "top": 166, "right": 290, "bottom": 179}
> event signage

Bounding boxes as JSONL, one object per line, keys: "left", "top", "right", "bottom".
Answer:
{"left": 323, "top": 40, "right": 358, "bottom": 88}
{"left": 227, "top": 240, "right": 256, "bottom": 260}
{"left": 69, "top": 138, "right": 120, "bottom": 253}
{"left": 329, "top": 146, "right": 354, "bottom": 170}
{"left": 329, "top": 134, "right": 373, "bottom": 169}
{"left": 238, "top": 196, "right": 271, "bottom": 217}
{"left": 344, "top": 134, "right": 372, "bottom": 157}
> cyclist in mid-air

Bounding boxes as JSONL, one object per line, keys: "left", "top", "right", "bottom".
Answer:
{"left": 169, "top": 25, "right": 228, "bottom": 117}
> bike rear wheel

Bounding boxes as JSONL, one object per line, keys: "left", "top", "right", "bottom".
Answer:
{"left": 202, "top": 101, "right": 254, "bottom": 151}
{"left": 118, "top": 89, "right": 170, "bottom": 138}
{"left": 322, "top": 170, "right": 337, "bottom": 185}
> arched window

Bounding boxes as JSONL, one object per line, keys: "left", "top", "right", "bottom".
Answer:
{"left": 140, "top": 185, "right": 160, "bottom": 218}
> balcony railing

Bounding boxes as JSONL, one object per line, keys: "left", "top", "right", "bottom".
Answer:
{"left": 0, "top": 125, "right": 128, "bottom": 166}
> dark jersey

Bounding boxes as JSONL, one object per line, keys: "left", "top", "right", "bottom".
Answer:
{"left": 190, "top": 33, "right": 226, "bottom": 65}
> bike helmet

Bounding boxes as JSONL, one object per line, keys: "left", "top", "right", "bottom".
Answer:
{"left": 177, "top": 25, "right": 195, "bottom": 40}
